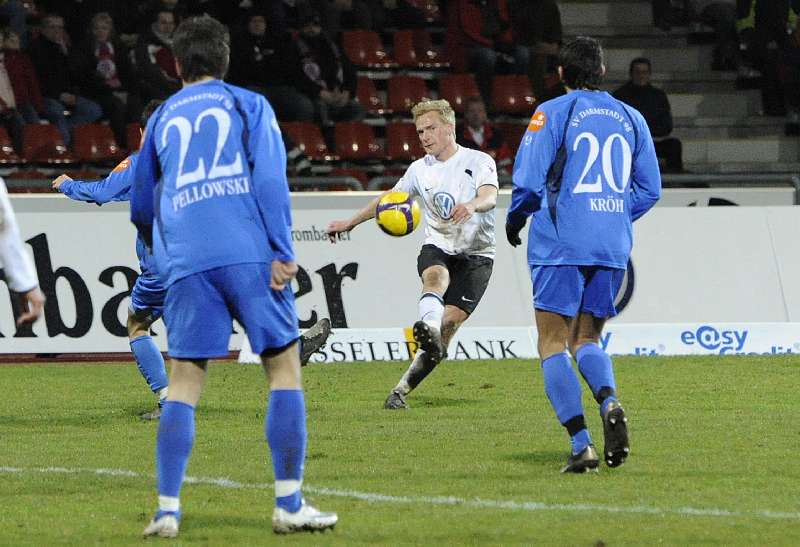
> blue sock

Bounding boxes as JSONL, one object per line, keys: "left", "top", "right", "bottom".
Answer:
{"left": 575, "top": 343, "right": 617, "bottom": 415}
{"left": 131, "top": 336, "right": 168, "bottom": 393}
{"left": 571, "top": 429, "right": 592, "bottom": 455}
{"left": 542, "top": 353, "right": 590, "bottom": 453}
{"left": 266, "top": 389, "right": 306, "bottom": 513}
{"left": 156, "top": 401, "right": 195, "bottom": 499}
{"left": 542, "top": 353, "right": 585, "bottom": 424}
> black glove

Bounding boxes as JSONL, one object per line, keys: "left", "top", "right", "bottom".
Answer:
{"left": 506, "top": 221, "right": 523, "bottom": 247}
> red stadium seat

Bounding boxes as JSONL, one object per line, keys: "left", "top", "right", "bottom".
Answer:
{"left": 126, "top": 122, "right": 142, "bottom": 151}
{"left": 356, "top": 77, "right": 390, "bottom": 115}
{"left": 341, "top": 30, "right": 396, "bottom": 68}
{"left": 387, "top": 75, "right": 430, "bottom": 113}
{"left": 281, "top": 122, "right": 337, "bottom": 161}
{"left": 393, "top": 29, "right": 450, "bottom": 69}
{"left": 22, "top": 124, "right": 75, "bottom": 164}
{"left": 386, "top": 122, "right": 424, "bottom": 161}
{"left": 73, "top": 123, "right": 126, "bottom": 163}
{"left": 334, "top": 122, "right": 383, "bottom": 160}
{"left": 0, "top": 127, "right": 22, "bottom": 163}
{"left": 491, "top": 75, "right": 536, "bottom": 115}
{"left": 438, "top": 73, "right": 481, "bottom": 113}
{"left": 393, "top": 30, "right": 420, "bottom": 68}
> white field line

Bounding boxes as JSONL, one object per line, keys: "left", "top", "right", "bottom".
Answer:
{"left": 2, "top": 466, "right": 799, "bottom": 521}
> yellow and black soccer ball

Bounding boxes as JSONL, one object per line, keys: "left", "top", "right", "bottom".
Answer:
{"left": 375, "top": 191, "right": 421, "bottom": 237}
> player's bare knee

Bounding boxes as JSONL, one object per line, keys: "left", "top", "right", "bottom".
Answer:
{"left": 127, "top": 310, "right": 152, "bottom": 339}
{"left": 262, "top": 341, "right": 302, "bottom": 389}
{"left": 421, "top": 266, "right": 449, "bottom": 293}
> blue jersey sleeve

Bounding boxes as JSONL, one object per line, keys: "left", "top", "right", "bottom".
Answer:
{"left": 245, "top": 94, "right": 295, "bottom": 262}
{"left": 627, "top": 110, "right": 662, "bottom": 221}
{"left": 507, "top": 109, "right": 558, "bottom": 230}
{"left": 58, "top": 155, "right": 137, "bottom": 205}
{"left": 131, "top": 110, "right": 163, "bottom": 246}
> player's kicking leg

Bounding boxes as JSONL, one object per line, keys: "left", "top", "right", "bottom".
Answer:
{"left": 385, "top": 305, "right": 466, "bottom": 409}
{"left": 128, "top": 307, "right": 168, "bottom": 420}
{"left": 263, "top": 341, "right": 337, "bottom": 534}
{"left": 384, "top": 263, "right": 449, "bottom": 409}
{"left": 570, "top": 312, "right": 629, "bottom": 468}
{"left": 143, "top": 359, "right": 208, "bottom": 538}
{"left": 298, "top": 318, "right": 332, "bottom": 366}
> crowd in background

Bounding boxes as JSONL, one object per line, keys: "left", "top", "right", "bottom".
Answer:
{"left": 0, "top": 0, "right": 796, "bottom": 180}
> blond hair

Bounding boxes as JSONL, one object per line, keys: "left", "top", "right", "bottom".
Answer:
{"left": 411, "top": 99, "right": 456, "bottom": 126}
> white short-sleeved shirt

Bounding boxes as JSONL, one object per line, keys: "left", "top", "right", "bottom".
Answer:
{"left": 393, "top": 145, "right": 499, "bottom": 258}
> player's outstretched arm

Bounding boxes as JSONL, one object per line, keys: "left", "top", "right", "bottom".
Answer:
{"left": 326, "top": 190, "right": 391, "bottom": 243}
{"left": 452, "top": 184, "right": 498, "bottom": 224}
{"left": 51, "top": 156, "right": 136, "bottom": 205}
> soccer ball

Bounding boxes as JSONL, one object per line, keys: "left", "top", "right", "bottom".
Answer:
{"left": 375, "top": 191, "right": 420, "bottom": 237}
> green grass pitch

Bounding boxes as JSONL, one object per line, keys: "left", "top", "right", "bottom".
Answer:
{"left": 2, "top": 355, "right": 799, "bottom": 545}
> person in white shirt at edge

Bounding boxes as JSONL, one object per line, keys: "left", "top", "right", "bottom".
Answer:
{"left": 0, "top": 177, "right": 44, "bottom": 325}
{"left": 327, "top": 99, "right": 499, "bottom": 409}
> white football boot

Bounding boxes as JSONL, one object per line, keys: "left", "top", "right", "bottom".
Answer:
{"left": 272, "top": 501, "right": 338, "bottom": 534}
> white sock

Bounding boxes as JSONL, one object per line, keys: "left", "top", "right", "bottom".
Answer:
{"left": 158, "top": 495, "right": 180, "bottom": 513}
{"left": 395, "top": 350, "right": 426, "bottom": 395}
{"left": 157, "top": 387, "right": 168, "bottom": 402}
{"left": 419, "top": 292, "right": 444, "bottom": 331}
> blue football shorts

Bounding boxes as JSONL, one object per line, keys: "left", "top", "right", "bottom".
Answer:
{"left": 164, "top": 262, "right": 299, "bottom": 360}
{"left": 530, "top": 265, "right": 625, "bottom": 318}
{"left": 129, "top": 272, "right": 167, "bottom": 324}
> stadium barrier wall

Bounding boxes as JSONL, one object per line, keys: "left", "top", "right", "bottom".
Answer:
{"left": 4, "top": 193, "right": 800, "bottom": 355}
{"left": 239, "top": 322, "right": 800, "bottom": 363}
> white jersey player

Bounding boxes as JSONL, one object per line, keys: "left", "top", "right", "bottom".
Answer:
{"left": 0, "top": 177, "right": 44, "bottom": 326}
{"left": 327, "top": 99, "right": 499, "bottom": 409}
{"left": 394, "top": 144, "right": 498, "bottom": 258}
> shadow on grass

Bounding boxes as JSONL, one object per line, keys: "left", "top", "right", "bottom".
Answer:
{"left": 411, "top": 396, "right": 480, "bottom": 408}
{"left": 503, "top": 450, "right": 565, "bottom": 466}
{"left": 187, "top": 513, "right": 268, "bottom": 533}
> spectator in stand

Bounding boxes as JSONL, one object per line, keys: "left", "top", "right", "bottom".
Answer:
{"left": 228, "top": 9, "right": 314, "bottom": 122}
{"left": 783, "top": 25, "right": 800, "bottom": 134}
{"left": 0, "top": 27, "right": 44, "bottom": 152}
{"left": 145, "top": 0, "right": 189, "bottom": 22}
{"left": 288, "top": 8, "right": 364, "bottom": 126}
{"left": 2, "top": 28, "right": 44, "bottom": 126}
{"left": 0, "top": 0, "right": 38, "bottom": 47}
{"left": 652, "top": 0, "right": 688, "bottom": 31}
{"left": 274, "top": 0, "right": 315, "bottom": 33}
{"left": 134, "top": 9, "right": 181, "bottom": 102}
{"left": 318, "top": 0, "right": 373, "bottom": 39}
{"left": 457, "top": 95, "right": 513, "bottom": 173}
{"left": 445, "top": 0, "right": 530, "bottom": 105}
{"left": 74, "top": 12, "right": 143, "bottom": 147}
{"left": 0, "top": 31, "right": 25, "bottom": 152}
{"left": 613, "top": 57, "right": 684, "bottom": 173}
{"left": 737, "top": 0, "right": 798, "bottom": 116}
{"left": 370, "top": 0, "right": 427, "bottom": 28}
{"left": 26, "top": 13, "right": 103, "bottom": 145}
{"left": 687, "top": 0, "right": 740, "bottom": 70}
{"left": 510, "top": 0, "right": 563, "bottom": 102}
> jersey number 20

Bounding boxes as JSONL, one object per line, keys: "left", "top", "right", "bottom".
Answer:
{"left": 162, "top": 107, "right": 244, "bottom": 189}
{"left": 572, "top": 132, "right": 632, "bottom": 194}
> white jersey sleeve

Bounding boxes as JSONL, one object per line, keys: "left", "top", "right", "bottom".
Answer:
{"left": 392, "top": 165, "right": 421, "bottom": 197}
{"left": 0, "top": 178, "right": 38, "bottom": 292}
